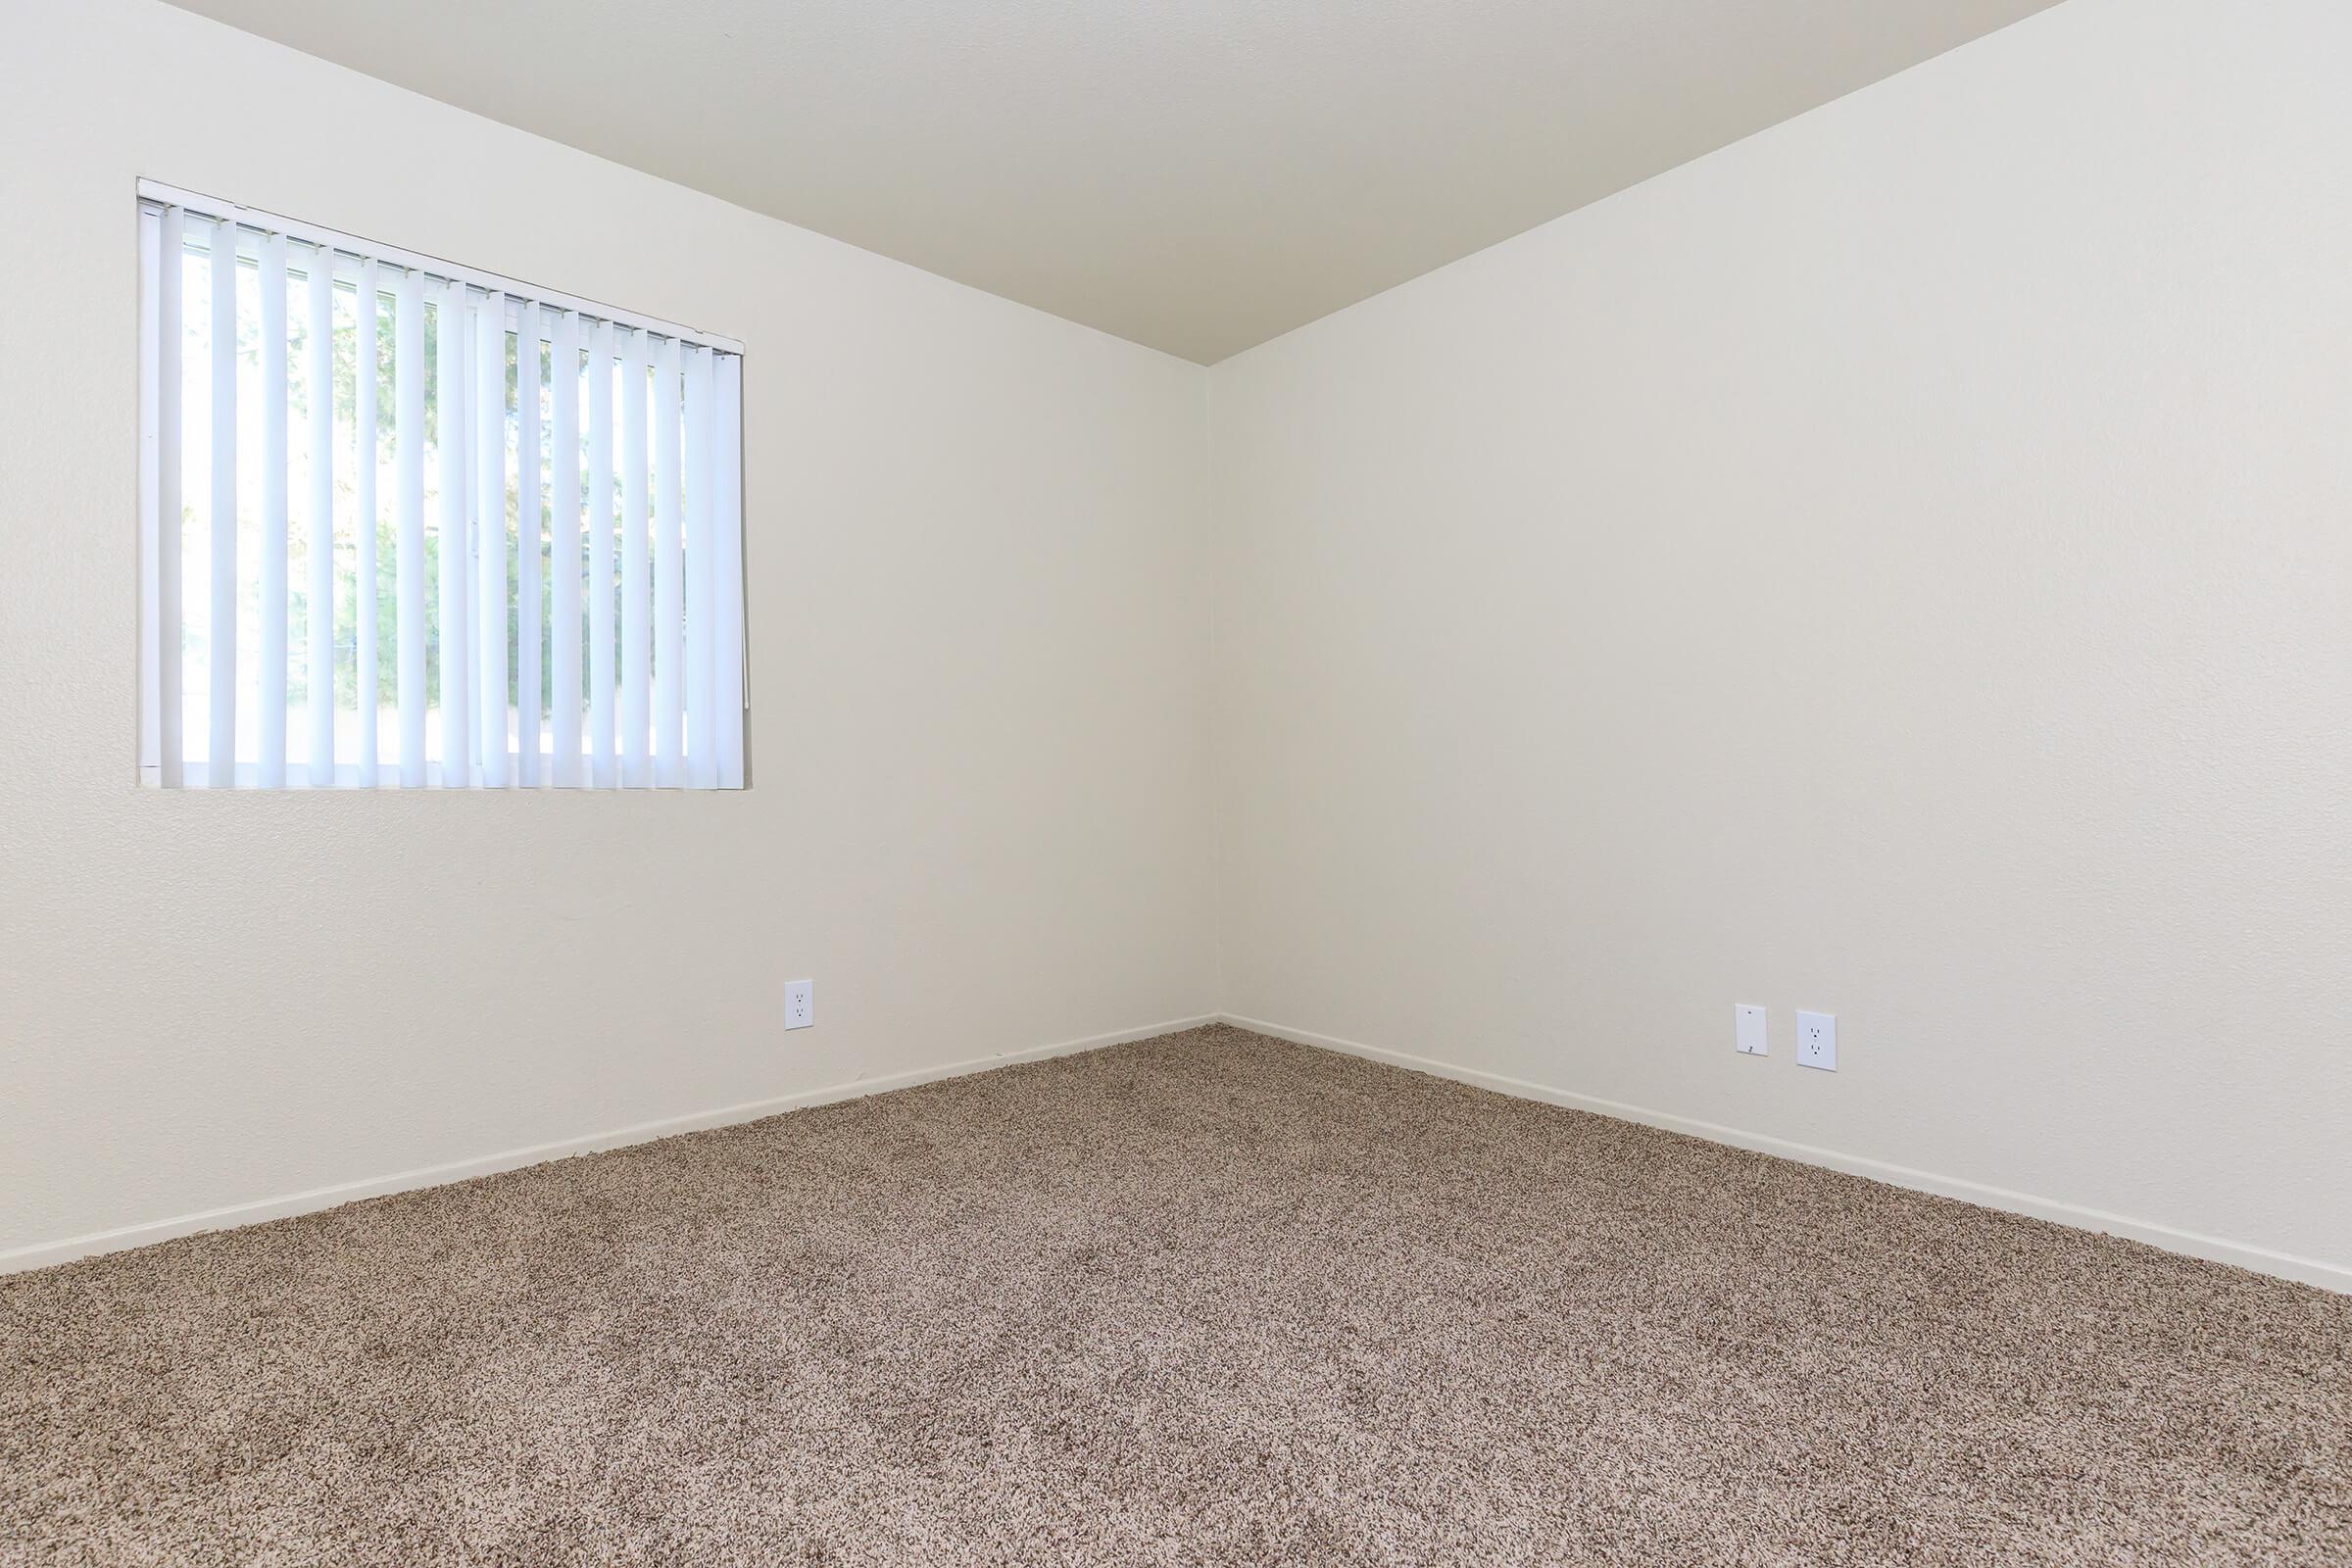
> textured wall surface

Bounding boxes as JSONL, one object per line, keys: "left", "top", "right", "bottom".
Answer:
{"left": 1, "top": 0, "right": 1218, "bottom": 1257}
{"left": 6, "top": 0, "right": 2347, "bottom": 1288}
{"left": 1208, "top": 0, "right": 2352, "bottom": 1278}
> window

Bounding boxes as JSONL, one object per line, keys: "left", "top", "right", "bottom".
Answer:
{"left": 138, "top": 181, "right": 746, "bottom": 789}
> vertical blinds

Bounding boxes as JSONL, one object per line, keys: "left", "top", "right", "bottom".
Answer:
{"left": 138, "top": 183, "right": 747, "bottom": 789}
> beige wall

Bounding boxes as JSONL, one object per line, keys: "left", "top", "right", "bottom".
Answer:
{"left": 1208, "top": 0, "right": 2352, "bottom": 1286}
{"left": 7, "top": 0, "right": 2346, "bottom": 1292}
{"left": 0, "top": 0, "right": 1217, "bottom": 1260}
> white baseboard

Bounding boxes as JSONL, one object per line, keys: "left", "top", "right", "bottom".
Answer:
{"left": 20, "top": 1010, "right": 2340, "bottom": 1297}
{"left": 1, "top": 1013, "right": 1217, "bottom": 1277}
{"left": 1221, "top": 1013, "right": 2352, "bottom": 1296}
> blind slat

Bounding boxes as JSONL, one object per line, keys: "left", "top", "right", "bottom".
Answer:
{"left": 307, "top": 243, "right": 336, "bottom": 781}
{"left": 620, "top": 328, "right": 651, "bottom": 787}
{"left": 259, "top": 232, "right": 290, "bottom": 787}
{"left": 653, "top": 334, "right": 684, "bottom": 786}
{"left": 436, "top": 278, "right": 470, "bottom": 784}
{"left": 157, "top": 208, "right": 184, "bottom": 788}
{"left": 476, "top": 290, "right": 510, "bottom": 788}
{"left": 684, "top": 346, "right": 715, "bottom": 788}
{"left": 356, "top": 257, "right": 380, "bottom": 783}
{"left": 516, "top": 302, "right": 543, "bottom": 787}
{"left": 551, "top": 310, "right": 582, "bottom": 787}
{"left": 715, "top": 353, "right": 744, "bottom": 788}
{"left": 396, "top": 267, "right": 427, "bottom": 786}
{"left": 209, "top": 219, "right": 238, "bottom": 786}
{"left": 588, "top": 319, "right": 616, "bottom": 788}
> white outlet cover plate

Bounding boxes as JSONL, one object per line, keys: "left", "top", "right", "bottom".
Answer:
{"left": 785, "top": 979, "right": 814, "bottom": 1030}
{"left": 1735, "top": 1004, "right": 1768, "bottom": 1056}
{"left": 1795, "top": 1009, "right": 1836, "bottom": 1070}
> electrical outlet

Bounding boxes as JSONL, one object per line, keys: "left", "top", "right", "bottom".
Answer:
{"left": 1735, "top": 1004, "right": 1768, "bottom": 1056}
{"left": 784, "top": 979, "right": 814, "bottom": 1031}
{"left": 1795, "top": 1010, "right": 1836, "bottom": 1071}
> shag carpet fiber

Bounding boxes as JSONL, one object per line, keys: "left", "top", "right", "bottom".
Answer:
{"left": 4, "top": 1025, "right": 2347, "bottom": 1565}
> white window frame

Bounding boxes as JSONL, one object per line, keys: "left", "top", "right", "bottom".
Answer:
{"left": 137, "top": 177, "right": 749, "bottom": 790}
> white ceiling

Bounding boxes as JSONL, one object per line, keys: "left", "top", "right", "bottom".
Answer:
{"left": 166, "top": 0, "right": 2060, "bottom": 363}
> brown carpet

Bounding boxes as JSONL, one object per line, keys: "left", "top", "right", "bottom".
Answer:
{"left": 4, "top": 1026, "right": 2346, "bottom": 1566}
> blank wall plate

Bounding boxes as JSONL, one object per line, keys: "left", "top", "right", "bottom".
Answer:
{"left": 784, "top": 979, "right": 814, "bottom": 1031}
{"left": 1795, "top": 1009, "right": 1836, "bottom": 1071}
{"left": 1735, "top": 1004, "right": 1768, "bottom": 1056}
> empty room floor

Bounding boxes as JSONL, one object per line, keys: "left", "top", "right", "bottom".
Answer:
{"left": 4, "top": 1025, "right": 2345, "bottom": 1566}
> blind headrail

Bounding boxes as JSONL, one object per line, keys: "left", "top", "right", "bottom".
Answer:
{"left": 137, "top": 177, "right": 745, "bottom": 356}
